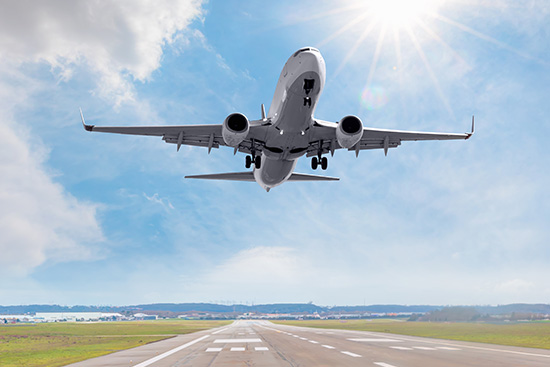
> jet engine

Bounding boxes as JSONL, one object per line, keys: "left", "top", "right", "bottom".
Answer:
{"left": 222, "top": 113, "right": 249, "bottom": 147}
{"left": 336, "top": 115, "right": 363, "bottom": 149}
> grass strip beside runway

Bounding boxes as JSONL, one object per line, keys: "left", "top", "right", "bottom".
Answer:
{"left": 273, "top": 319, "right": 550, "bottom": 349}
{"left": 0, "top": 319, "right": 231, "bottom": 367}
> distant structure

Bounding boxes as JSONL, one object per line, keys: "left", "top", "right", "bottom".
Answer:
{"left": 33, "top": 312, "right": 123, "bottom": 322}
{"left": 133, "top": 313, "right": 158, "bottom": 320}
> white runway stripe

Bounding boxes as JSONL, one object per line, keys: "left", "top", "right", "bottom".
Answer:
{"left": 230, "top": 347, "right": 245, "bottom": 351}
{"left": 413, "top": 346, "right": 437, "bottom": 350}
{"left": 348, "top": 338, "right": 402, "bottom": 342}
{"left": 205, "top": 347, "right": 223, "bottom": 352}
{"left": 133, "top": 335, "right": 210, "bottom": 367}
{"left": 308, "top": 340, "right": 319, "bottom": 344}
{"left": 390, "top": 346, "right": 413, "bottom": 350}
{"left": 436, "top": 346, "right": 461, "bottom": 350}
{"left": 322, "top": 345, "right": 336, "bottom": 349}
{"left": 341, "top": 351, "right": 362, "bottom": 357}
{"left": 255, "top": 347, "right": 269, "bottom": 351}
{"left": 214, "top": 338, "right": 262, "bottom": 343}
{"left": 211, "top": 328, "right": 229, "bottom": 335}
{"left": 374, "top": 363, "right": 398, "bottom": 367}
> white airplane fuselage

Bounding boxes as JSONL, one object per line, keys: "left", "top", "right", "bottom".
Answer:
{"left": 253, "top": 48, "right": 326, "bottom": 191}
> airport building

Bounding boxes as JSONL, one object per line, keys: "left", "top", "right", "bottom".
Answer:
{"left": 34, "top": 312, "right": 124, "bottom": 322}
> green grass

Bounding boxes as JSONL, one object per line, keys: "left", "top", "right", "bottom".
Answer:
{"left": 0, "top": 319, "right": 231, "bottom": 367}
{"left": 273, "top": 319, "right": 550, "bottom": 350}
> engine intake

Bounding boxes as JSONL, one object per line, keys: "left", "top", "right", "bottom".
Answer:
{"left": 222, "top": 113, "right": 249, "bottom": 147}
{"left": 336, "top": 115, "right": 363, "bottom": 149}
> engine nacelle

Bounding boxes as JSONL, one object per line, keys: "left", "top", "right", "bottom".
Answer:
{"left": 222, "top": 113, "right": 249, "bottom": 147}
{"left": 336, "top": 115, "right": 363, "bottom": 149}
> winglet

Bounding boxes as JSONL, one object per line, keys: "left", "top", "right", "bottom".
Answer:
{"left": 80, "top": 108, "right": 94, "bottom": 132}
{"left": 466, "top": 115, "right": 475, "bottom": 139}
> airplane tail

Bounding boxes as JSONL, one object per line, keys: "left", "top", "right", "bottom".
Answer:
{"left": 185, "top": 172, "right": 339, "bottom": 182}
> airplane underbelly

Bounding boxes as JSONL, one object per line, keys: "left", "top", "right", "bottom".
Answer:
{"left": 254, "top": 154, "right": 297, "bottom": 190}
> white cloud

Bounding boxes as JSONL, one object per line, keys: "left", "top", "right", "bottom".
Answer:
{"left": 0, "top": 118, "right": 104, "bottom": 276}
{"left": 0, "top": 0, "right": 204, "bottom": 104}
{"left": 0, "top": 0, "right": 205, "bottom": 277}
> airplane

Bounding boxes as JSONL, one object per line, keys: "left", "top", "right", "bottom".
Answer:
{"left": 81, "top": 47, "right": 474, "bottom": 192}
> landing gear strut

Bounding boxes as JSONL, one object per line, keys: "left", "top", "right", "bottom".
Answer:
{"left": 245, "top": 154, "right": 261, "bottom": 169}
{"left": 303, "top": 79, "right": 314, "bottom": 108}
{"left": 311, "top": 156, "right": 328, "bottom": 170}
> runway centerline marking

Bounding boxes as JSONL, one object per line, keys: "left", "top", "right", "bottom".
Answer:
{"left": 374, "top": 363, "right": 398, "bottom": 367}
{"left": 413, "top": 346, "right": 437, "bottom": 350}
{"left": 341, "top": 351, "right": 362, "bottom": 357}
{"left": 436, "top": 346, "right": 461, "bottom": 350}
{"left": 132, "top": 334, "right": 210, "bottom": 367}
{"left": 205, "top": 347, "right": 222, "bottom": 352}
{"left": 390, "top": 346, "right": 413, "bottom": 350}
{"left": 230, "top": 347, "right": 245, "bottom": 352}
{"left": 348, "top": 338, "right": 402, "bottom": 342}
{"left": 308, "top": 340, "right": 319, "bottom": 344}
{"left": 322, "top": 345, "right": 336, "bottom": 349}
{"left": 214, "top": 338, "right": 262, "bottom": 343}
{"left": 255, "top": 347, "right": 269, "bottom": 351}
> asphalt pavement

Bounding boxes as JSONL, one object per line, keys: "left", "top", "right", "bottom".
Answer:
{"left": 65, "top": 320, "right": 550, "bottom": 367}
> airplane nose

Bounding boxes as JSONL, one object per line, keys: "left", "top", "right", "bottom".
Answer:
{"left": 295, "top": 51, "right": 325, "bottom": 79}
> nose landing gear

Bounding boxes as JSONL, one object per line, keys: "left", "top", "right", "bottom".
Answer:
{"left": 303, "top": 78, "right": 315, "bottom": 108}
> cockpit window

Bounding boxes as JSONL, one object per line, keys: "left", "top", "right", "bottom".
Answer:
{"left": 293, "top": 47, "right": 319, "bottom": 57}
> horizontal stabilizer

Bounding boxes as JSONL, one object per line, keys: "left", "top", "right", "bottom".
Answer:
{"left": 185, "top": 172, "right": 255, "bottom": 181}
{"left": 185, "top": 171, "right": 339, "bottom": 182}
{"left": 288, "top": 173, "right": 339, "bottom": 181}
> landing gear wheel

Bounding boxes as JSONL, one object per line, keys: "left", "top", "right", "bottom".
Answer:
{"left": 311, "top": 157, "right": 318, "bottom": 170}
{"left": 245, "top": 155, "right": 252, "bottom": 169}
{"left": 321, "top": 157, "right": 328, "bottom": 170}
{"left": 254, "top": 156, "right": 261, "bottom": 169}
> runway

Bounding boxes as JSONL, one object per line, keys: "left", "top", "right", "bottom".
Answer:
{"left": 66, "top": 320, "right": 550, "bottom": 366}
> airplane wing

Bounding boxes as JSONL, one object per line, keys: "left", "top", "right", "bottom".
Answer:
{"left": 80, "top": 109, "right": 268, "bottom": 154}
{"left": 307, "top": 117, "right": 474, "bottom": 157}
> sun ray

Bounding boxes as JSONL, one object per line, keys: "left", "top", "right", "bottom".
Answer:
{"left": 405, "top": 25, "right": 455, "bottom": 119}
{"left": 332, "top": 19, "right": 379, "bottom": 78}
{"left": 282, "top": 3, "right": 364, "bottom": 29}
{"left": 255, "top": 3, "right": 364, "bottom": 34}
{"left": 429, "top": 12, "right": 548, "bottom": 65}
{"left": 393, "top": 27, "right": 408, "bottom": 118}
{"left": 414, "top": 18, "right": 470, "bottom": 68}
{"left": 316, "top": 13, "right": 369, "bottom": 48}
{"left": 366, "top": 24, "right": 388, "bottom": 88}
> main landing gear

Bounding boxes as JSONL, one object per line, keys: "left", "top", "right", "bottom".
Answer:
{"left": 245, "top": 154, "right": 261, "bottom": 169}
{"left": 311, "top": 156, "right": 328, "bottom": 170}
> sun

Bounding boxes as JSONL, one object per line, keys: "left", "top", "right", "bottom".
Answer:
{"left": 364, "top": 0, "right": 445, "bottom": 28}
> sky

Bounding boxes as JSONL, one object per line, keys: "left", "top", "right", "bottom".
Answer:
{"left": 0, "top": 0, "right": 549, "bottom": 307}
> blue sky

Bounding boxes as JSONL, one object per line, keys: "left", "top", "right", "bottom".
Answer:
{"left": 0, "top": 0, "right": 548, "bottom": 306}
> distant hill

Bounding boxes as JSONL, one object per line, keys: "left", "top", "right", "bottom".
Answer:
{"left": 474, "top": 304, "right": 550, "bottom": 315}
{"left": 328, "top": 305, "right": 441, "bottom": 313}
{"left": 1, "top": 303, "right": 549, "bottom": 316}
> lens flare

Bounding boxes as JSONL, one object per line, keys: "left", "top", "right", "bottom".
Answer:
{"left": 360, "top": 86, "right": 388, "bottom": 110}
